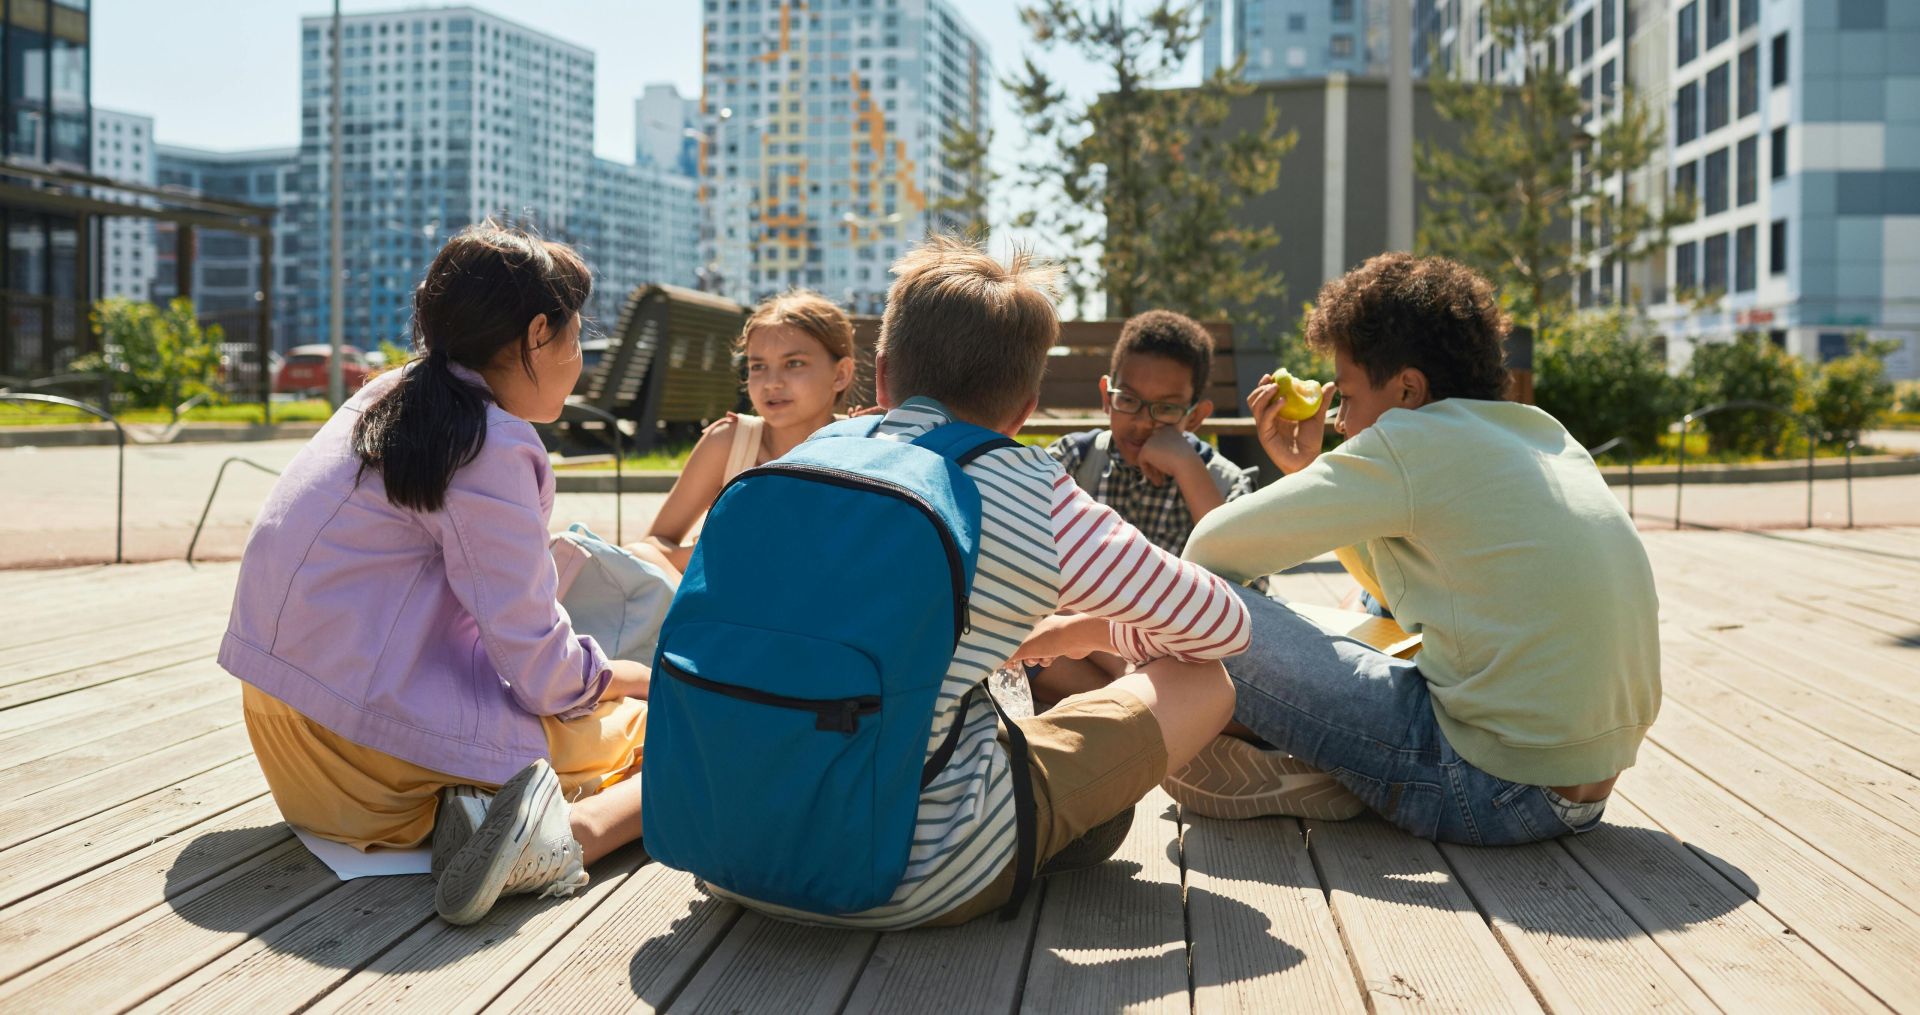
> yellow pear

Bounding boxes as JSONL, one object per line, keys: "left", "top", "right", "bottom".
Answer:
{"left": 1264, "top": 369, "right": 1324, "bottom": 421}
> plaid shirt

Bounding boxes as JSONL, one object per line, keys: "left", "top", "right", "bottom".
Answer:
{"left": 1045, "top": 429, "right": 1259, "bottom": 556}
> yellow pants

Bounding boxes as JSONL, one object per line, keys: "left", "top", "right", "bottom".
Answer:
{"left": 242, "top": 684, "right": 646, "bottom": 850}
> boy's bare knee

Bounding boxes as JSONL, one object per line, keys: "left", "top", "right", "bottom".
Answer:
{"left": 1120, "top": 658, "right": 1237, "bottom": 770}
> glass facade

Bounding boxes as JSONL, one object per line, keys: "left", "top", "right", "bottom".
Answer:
{"left": 2, "top": 0, "right": 92, "bottom": 377}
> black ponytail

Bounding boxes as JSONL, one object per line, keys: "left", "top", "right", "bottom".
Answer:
{"left": 352, "top": 223, "right": 592, "bottom": 512}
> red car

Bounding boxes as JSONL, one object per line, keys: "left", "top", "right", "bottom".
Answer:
{"left": 275, "top": 344, "right": 371, "bottom": 397}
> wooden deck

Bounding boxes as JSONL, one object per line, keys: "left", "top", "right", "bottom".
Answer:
{"left": 0, "top": 528, "right": 1916, "bottom": 1013}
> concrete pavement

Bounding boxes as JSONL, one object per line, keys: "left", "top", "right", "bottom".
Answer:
{"left": 3, "top": 436, "right": 1918, "bottom": 568}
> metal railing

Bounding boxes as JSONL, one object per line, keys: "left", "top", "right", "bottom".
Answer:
{"left": 547, "top": 402, "right": 631, "bottom": 544}
{"left": 1587, "top": 436, "right": 1635, "bottom": 520}
{"left": 0, "top": 393, "right": 125, "bottom": 563}
{"left": 1674, "top": 401, "right": 1819, "bottom": 530}
{"left": 187, "top": 457, "right": 284, "bottom": 566}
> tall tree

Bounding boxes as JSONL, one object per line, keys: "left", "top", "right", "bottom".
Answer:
{"left": 1418, "top": 0, "right": 1688, "bottom": 334}
{"left": 1005, "top": 1, "right": 1294, "bottom": 324}
{"left": 928, "top": 124, "right": 994, "bottom": 239}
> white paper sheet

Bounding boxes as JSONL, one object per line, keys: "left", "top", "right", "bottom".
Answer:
{"left": 293, "top": 826, "right": 432, "bottom": 881}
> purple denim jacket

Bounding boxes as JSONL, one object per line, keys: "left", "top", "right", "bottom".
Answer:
{"left": 220, "top": 364, "right": 611, "bottom": 784}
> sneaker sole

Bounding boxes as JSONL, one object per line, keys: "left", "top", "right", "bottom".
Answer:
{"left": 1165, "top": 739, "right": 1369, "bottom": 822}
{"left": 434, "top": 762, "right": 558, "bottom": 925}
{"left": 430, "top": 787, "right": 485, "bottom": 879}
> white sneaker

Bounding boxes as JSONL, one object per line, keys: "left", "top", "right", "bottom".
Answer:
{"left": 1163, "top": 735, "right": 1368, "bottom": 821}
{"left": 434, "top": 759, "right": 589, "bottom": 925}
{"left": 430, "top": 784, "right": 491, "bottom": 879}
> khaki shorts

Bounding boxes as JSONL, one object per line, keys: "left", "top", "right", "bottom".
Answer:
{"left": 924, "top": 684, "right": 1169, "bottom": 927}
{"left": 242, "top": 684, "right": 646, "bottom": 850}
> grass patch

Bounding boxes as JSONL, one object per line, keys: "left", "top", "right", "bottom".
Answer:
{"left": 1883, "top": 411, "right": 1920, "bottom": 431}
{"left": 553, "top": 446, "right": 697, "bottom": 472}
{"left": 0, "top": 400, "right": 334, "bottom": 427}
{"left": 1591, "top": 432, "right": 1889, "bottom": 467}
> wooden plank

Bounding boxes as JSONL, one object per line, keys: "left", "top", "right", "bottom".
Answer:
{"left": 0, "top": 700, "right": 240, "bottom": 798}
{"left": 0, "top": 838, "right": 341, "bottom": 1010}
{"left": 1645, "top": 701, "right": 1920, "bottom": 911}
{"left": 1021, "top": 789, "right": 1190, "bottom": 1014}
{"left": 0, "top": 565, "right": 230, "bottom": 641}
{"left": 1182, "top": 815, "right": 1365, "bottom": 1014}
{"left": 662, "top": 912, "right": 876, "bottom": 1015}
{"left": 0, "top": 722, "right": 252, "bottom": 850}
{"left": 1660, "top": 651, "right": 1920, "bottom": 816}
{"left": 1609, "top": 751, "right": 1913, "bottom": 1010}
{"left": 0, "top": 798, "right": 288, "bottom": 983}
{"left": 1566, "top": 793, "right": 1884, "bottom": 1011}
{"left": 0, "top": 657, "right": 225, "bottom": 736}
{"left": 1308, "top": 817, "right": 1543, "bottom": 1014}
{"left": 484, "top": 865, "right": 740, "bottom": 1015}
{"left": 0, "top": 606, "right": 225, "bottom": 680}
{"left": 308, "top": 846, "right": 653, "bottom": 1015}
{"left": 0, "top": 759, "right": 268, "bottom": 908}
{"left": 1436, "top": 837, "right": 1716, "bottom": 1013}
{"left": 0, "top": 641, "right": 221, "bottom": 710}
{"left": 842, "top": 884, "right": 1044, "bottom": 1015}
{"left": 1646, "top": 533, "right": 1919, "bottom": 646}
{"left": 130, "top": 873, "right": 433, "bottom": 1015}
{"left": 0, "top": 674, "right": 235, "bottom": 769}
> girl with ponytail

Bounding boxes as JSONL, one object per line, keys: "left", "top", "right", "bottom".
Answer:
{"left": 222, "top": 223, "right": 650, "bottom": 925}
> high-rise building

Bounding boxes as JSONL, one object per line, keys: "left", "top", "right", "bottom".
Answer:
{"left": 574, "top": 158, "right": 701, "bottom": 329}
{"left": 636, "top": 83, "right": 699, "bottom": 177}
{"left": 1412, "top": 0, "right": 1919, "bottom": 379}
{"left": 2, "top": 0, "right": 92, "bottom": 377}
{"left": 699, "top": 0, "right": 991, "bottom": 311}
{"left": 1203, "top": 0, "right": 1389, "bottom": 81}
{"left": 294, "top": 6, "right": 596, "bottom": 351}
{"left": 92, "top": 108, "right": 156, "bottom": 302}
{"left": 1653, "top": 0, "right": 1919, "bottom": 378}
{"left": 153, "top": 145, "right": 301, "bottom": 352}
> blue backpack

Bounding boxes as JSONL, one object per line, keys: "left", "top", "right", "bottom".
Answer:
{"left": 640, "top": 417, "right": 1037, "bottom": 916}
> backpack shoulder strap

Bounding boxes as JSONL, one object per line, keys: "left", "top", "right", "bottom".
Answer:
{"left": 809, "top": 415, "right": 887, "bottom": 442}
{"left": 909, "top": 420, "right": 1019, "bottom": 466}
{"left": 1072, "top": 430, "right": 1112, "bottom": 493}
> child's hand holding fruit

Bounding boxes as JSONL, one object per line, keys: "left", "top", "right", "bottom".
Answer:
{"left": 1250, "top": 368, "right": 1330, "bottom": 475}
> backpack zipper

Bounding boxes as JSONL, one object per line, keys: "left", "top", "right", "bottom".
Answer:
{"left": 657, "top": 658, "right": 882, "bottom": 734}
{"left": 720, "top": 462, "right": 973, "bottom": 649}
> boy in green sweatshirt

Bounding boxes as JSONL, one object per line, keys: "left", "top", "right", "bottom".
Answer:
{"left": 1178, "top": 253, "right": 1660, "bottom": 844}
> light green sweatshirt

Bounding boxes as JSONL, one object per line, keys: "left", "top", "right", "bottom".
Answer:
{"left": 1185, "top": 399, "right": 1660, "bottom": 786}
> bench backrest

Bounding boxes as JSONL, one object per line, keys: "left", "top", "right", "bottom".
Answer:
{"left": 586, "top": 284, "right": 748, "bottom": 424}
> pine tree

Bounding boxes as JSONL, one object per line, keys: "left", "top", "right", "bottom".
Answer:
{"left": 1004, "top": 0, "right": 1294, "bottom": 324}
{"left": 1418, "top": 0, "right": 1688, "bottom": 333}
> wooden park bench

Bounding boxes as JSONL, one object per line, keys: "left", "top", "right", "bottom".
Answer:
{"left": 577, "top": 284, "right": 749, "bottom": 451}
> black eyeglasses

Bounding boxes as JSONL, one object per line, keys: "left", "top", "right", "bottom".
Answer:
{"left": 1104, "top": 381, "right": 1194, "bottom": 425}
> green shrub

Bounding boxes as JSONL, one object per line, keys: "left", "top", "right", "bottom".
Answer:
{"left": 1533, "top": 309, "right": 1680, "bottom": 454}
{"left": 1684, "top": 334, "right": 1805, "bottom": 455}
{"left": 1806, "top": 351, "right": 1895, "bottom": 444}
{"left": 1893, "top": 379, "right": 1920, "bottom": 414}
{"left": 70, "top": 297, "right": 225, "bottom": 421}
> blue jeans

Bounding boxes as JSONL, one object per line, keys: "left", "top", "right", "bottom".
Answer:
{"left": 1226, "top": 586, "right": 1603, "bottom": 846}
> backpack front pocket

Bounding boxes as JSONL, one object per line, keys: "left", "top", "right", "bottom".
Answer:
{"left": 642, "top": 621, "right": 916, "bottom": 914}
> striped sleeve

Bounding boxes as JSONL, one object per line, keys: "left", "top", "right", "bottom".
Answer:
{"left": 1050, "top": 474, "right": 1251, "bottom": 664}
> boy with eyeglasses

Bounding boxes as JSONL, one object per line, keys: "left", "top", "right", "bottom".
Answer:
{"left": 1035, "top": 310, "right": 1261, "bottom": 706}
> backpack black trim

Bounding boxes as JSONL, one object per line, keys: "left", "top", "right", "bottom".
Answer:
{"left": 983, "top": 686, "right": 1037, "bottom": 921}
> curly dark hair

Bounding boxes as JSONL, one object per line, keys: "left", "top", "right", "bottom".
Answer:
{"left": 1305, "top": 253, "right": 1510, "bottom": 401}
{"left": 1112, "top": 309, "right": 1213, "bottom": 398}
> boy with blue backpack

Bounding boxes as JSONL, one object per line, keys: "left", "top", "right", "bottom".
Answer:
{"left": 639, "top": 236, "right": 1251, "bottom": 927}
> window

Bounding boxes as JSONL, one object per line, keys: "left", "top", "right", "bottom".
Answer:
{"left": 1564, "top": 24, "right": 1578, "bottom": 68}
{"left": 1674, "top": 160, "right": 1699, "bottom": 209}
{"left": 1740, "top": 0, "right": 1758, "bottom": 29}
{"left": 1677, "top": 81, "right": 1700, "bottom": 143}
{"left": 1678, "top": 2, "right": 1699, "bottom": 66}
{"left": 1703, "top": 233, "right": 1729, "bottom": 292}
{"left": 1737, "top": 135, "right": 1758, "bottom": 205}
{"left": 1676, "top": 240, "right": 1699, "bottom": 290}
{"left": 1706, "top": 0, "right": 1729, "bottom": 48}
{"left": 1705, "top": 147, "right": 1729, "bottom": 214}
{"left": 1706, "top": 62, "right": 1730, "bottom": 132}
{"left": 1770, "top": 219, "right": 1787, "bottom": 274}
{"left": 1602, "top": 0, "right": 1616, "bottom": 44}
{"left": 1771, "top": 32, "right": 1788, "bottom": 87}
{"left": 1735, "top": 224, "right": 1757, "bottom": 292}
{"left": 1287, "top": 13, "right": 1305, "bottom": 31}
{"left": 1332, "top": 0, "right": 1354, "bottom": 22}
{"left": 1581, "top": 10, "right": 1595, "bottom": 62}
{"left": 1331, "top": 34, "right": 1354, "bottom": 58}
{"left": 1738, "top": 46, "right": 1758, "bottom": 116}
{"left": 1602, "top": 60, "right": 1617, "bottom": 107}
{"left": 1771, "top": 125, "right": 1787, "bottom": 179}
